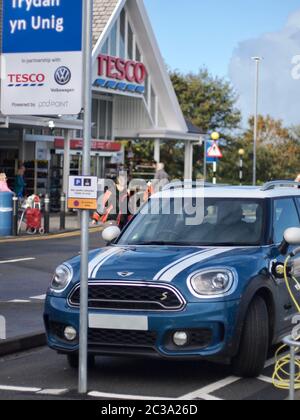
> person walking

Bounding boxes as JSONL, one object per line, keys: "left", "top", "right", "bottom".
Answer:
{"left": 14, "top": 165, "right": 26, "bottom": 198}
{"left": 155, "top": 162, "right": 169, "bottom": 182}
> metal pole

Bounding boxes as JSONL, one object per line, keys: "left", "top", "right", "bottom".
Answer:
{"left": 213, "top": 159, "right": 217, "bottom": 185}
{"left": 12, "top": 195, "right": 18, "bottom": 236}
{"left": 203, "top": 138, "right": 207, "bottom": 182}
{"left": 78, "top": 0, "right": 93, "bottom": 394}
{"left": 239, "top": 157, "right": 243, "bottom": 186}
{"left": 44, "top": 194, "right": 50, "bottom": 234}
{"left": 290, "top": 345, "right": 296, "bottom": 401}
{"left": 60, "top": 193, "right": 66, "bottom": 231}
{"left": 252, "top": 57, "right": 261, "bottom": 186}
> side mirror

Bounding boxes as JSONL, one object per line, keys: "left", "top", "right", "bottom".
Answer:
{"left": 284, "top": 228, "right": 300, "bottom": 245}
{"left": 279, "top": 227, "right": 300, "bottom": 255}
{"left": 102, "top": 226, "right": 121, "bottom": 243}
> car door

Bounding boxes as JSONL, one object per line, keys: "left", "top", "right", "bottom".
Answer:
{"left": 272, "top": 197, "right": 300, "bottom": 335}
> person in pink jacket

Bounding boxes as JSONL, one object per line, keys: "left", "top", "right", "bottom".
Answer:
{"left": 0, "top": 173, "right": 12, "bottom": 193}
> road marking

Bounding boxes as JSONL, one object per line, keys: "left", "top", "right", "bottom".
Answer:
{"left": 199, "top": 394, "right": 223, "bottom": 400}
{"left": 37, "top": 389, "right": 68, "bottom": 396}
{"left": 88, "top": 391, "right": 175, "bottom": 400}
{"left": 0, "top": 385, "right": 41, "bottom": 393}
{"left": 30, "top": 295, "right": 46, "bottom": 301}
{"left": 0, "top": 258, "right": 36, "bottom": 264}
{"left": 6, "top": 299, "right": 31, "bottom": 303}
{"left": 178, "top": 376, "right": 240, "bottom": 400}
{"left": 0, "top": 227, "right": 103, "bottom": 244}
{"left": 258, "top": 375, "right": 274, "bottom": 385}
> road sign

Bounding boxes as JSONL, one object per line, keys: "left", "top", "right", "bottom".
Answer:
{"left": 1, "top": 0, "right": 83, "bottom": 115}
{"left": 67, "top": 176, "right": 98, "bottom": 210}
{"left": 207, "top": 142, "right": 223, "bottom": 159}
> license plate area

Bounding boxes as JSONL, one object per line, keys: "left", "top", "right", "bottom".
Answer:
{"left": 88, "top": 314, "right": 149, "bottom": 331}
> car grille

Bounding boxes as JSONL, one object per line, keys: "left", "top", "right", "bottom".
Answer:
{"left": 68, "top": 282, "right": 185, "bottom": 311}
{"left": 88, "top": 329, "right": 157, "bottom": 348}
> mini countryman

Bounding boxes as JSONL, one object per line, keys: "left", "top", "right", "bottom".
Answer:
{"left": 44, "top": 181, "right": 300, "bottom": 377}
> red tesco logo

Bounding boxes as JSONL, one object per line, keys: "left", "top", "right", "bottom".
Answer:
{"left": 8, "top": 73, "right": 46, "bottom": 84}
{"left": 97, "top": 55, "right": 147, "bottom": 85}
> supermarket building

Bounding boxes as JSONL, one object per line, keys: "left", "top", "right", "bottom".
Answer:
{"left": 0, "top": 0, "right": 202, "bottom": 207}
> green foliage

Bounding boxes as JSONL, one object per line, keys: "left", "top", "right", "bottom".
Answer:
{"left": 170, "top": 68, "right": 241, "bottom": 134}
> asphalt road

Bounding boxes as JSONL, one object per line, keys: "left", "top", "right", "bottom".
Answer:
{"left": 0, "top": 231, "right": 104, "bottom": 337}
{"left": 0, "top": 346, "right": 293, "bottom": 400}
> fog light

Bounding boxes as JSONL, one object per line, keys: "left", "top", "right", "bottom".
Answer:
{"left": 173, "top": 331, "right": 188, "bottom": 347}
{"left": 64, "top": 326, "right": 77, "bottom": 342}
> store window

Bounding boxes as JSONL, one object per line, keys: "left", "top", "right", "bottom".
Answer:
{"left": 119, "top": 9, "right": 126, "bottom": 59}
{"left": 92, "top": 98, "right": 113, "bottom": 140}
{"left": 136, "top": 44, "right": 141, "bottom": 62}
{"left": 128, "top": 22, "right": 134, "bottom": 60}
{"left": 101, "top": 38, "right": 109, "bottom": 55}
{"left": 110, "top": 21, "right": 117, "bottom": 57}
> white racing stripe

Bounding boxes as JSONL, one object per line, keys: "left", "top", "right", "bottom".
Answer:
{"left": 153, "top": 250, "right": 207, "bottom": 281}
{"left": 88, "top": 247, "right": 123, "bottom": 278}
{"left": 157, "top": 248, "right": 230, "bottom": 282}
{"left": 0, "top": 258, "right": 36, "bottom": 264}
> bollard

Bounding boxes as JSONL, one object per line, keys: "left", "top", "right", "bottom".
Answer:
{"left": 60, "top": 193, "right": 66, "bottom": 231}
{"left": 44, "top": 194, "right": 50, "bottom": 234}
{"left": 12, "top": 194, "right": 18, "bottom": 236}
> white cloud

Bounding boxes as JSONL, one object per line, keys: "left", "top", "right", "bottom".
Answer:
{"left": 229, "top": 9, "right": 300, "bottom": 126}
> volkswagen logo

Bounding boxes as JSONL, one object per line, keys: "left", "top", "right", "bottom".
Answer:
{"left": 54, "top": 66, "right": 72, "bottom": 85}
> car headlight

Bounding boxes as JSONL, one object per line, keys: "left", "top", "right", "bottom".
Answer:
{"left": 188, "top": 268, "right": 237, "bottom": 298}
{"left": 50, "top": 264, "right": 73, "bottom": 292}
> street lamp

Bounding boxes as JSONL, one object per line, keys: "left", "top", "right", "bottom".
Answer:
{"left": 238, "top": 148, "right": 245, "bottom": 185}
{"left": 252, "top": 57, "right": 263, "bottom": 186}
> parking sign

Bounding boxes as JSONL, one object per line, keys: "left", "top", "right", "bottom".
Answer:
{"left": 1, "top": 0, "right": 83, "bottom": 115}
{"left": 68, "top": 176, "right": 98, "bottom": 210}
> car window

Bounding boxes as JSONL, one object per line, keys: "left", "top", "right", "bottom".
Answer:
{"left": 273, "top": 198, "right": 300, "bottom": 244}
{"left": 118, "top": 198, "right": 265, "bottom": 246}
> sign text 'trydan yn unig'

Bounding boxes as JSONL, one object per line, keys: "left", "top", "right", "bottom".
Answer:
{"left": 1, "top": 0, "right": 83, "bottom": 115}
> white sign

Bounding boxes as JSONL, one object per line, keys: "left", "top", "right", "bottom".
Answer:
{"left": 207, "top": 142, "right": 223, "bottom": 159}
{"left": 1, "top": 0, "right": 83, "bottom": 116}
{"left": 68, "top": 176, "right": 98, "bottom": 210}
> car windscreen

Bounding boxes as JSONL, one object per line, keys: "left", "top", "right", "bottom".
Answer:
{"left": 117, "top": 197, "right": 265, "bottom": 246}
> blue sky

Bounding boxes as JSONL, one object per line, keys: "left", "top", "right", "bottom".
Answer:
{"left": 144, "top": 0, "right": 300, "bottom": 125}
{"left": 144, "top": 0, "right": 299, "bottom": 77}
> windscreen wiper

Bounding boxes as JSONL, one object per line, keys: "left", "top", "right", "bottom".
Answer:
{"left": 132, "top": 241, "right": 194, "bottom": 246}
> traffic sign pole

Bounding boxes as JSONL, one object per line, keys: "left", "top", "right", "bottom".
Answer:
{"left": 78, "top": 0, "right": 93, "bottom": 395}
{"left": 213, "top": 159, "right": 217, "bottom": 185}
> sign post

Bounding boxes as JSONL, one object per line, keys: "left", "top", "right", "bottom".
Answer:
{"left": 207, "top": 133, "right": 222, "bottom": 185}
{"left": 78, "top": 0, "right": 93, "bottom": 395}
{"left": 1, "top": 0, "right": 83, "bottom": 115}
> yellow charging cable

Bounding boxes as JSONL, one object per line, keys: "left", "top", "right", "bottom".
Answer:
{"left": 272, "top": 255, "right": 300, "bottom": 390}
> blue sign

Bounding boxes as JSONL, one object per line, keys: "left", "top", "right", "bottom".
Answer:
{"left": 206, "top": 141, "right": 218, "bottom": 164}
{"left": 2, "top": 0, "right": 82, "bottom": 54}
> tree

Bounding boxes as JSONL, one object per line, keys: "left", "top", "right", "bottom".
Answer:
{"left": 170, "top": 68, "right": 241, "bottom": 134}
{"left": 219, "top": 115, "right": 300, "bottom": 184}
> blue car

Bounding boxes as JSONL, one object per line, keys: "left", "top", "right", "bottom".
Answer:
{"left": 44, "top": 181, "right": 300, "bottom": 377}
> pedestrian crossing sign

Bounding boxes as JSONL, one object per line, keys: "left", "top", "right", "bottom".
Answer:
{"left": 207, "top": 142, "right": 223, "bottom": 159}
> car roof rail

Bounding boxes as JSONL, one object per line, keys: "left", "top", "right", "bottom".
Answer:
{"left": 162, "top": 181, "right": 218, "bottom": 191}
{"left": 261, "top": 180, "right": 300, "bottom": 191}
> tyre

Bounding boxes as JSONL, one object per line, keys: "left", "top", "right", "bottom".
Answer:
{"left": 67, "top": 354, "right": 95, "bottom": 369}
{"left": 232, "top": 296, "right": 269, "bottom": 378}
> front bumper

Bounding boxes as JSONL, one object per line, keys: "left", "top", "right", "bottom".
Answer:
{"left": 44, "top": 295, "right": 240, "bottom": 360}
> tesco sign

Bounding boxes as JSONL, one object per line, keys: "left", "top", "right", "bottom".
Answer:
{"left": 97, "top": 55, "right": 147, "bottom": 86}
{"left": 8, "top": 73, "right": 46, "bottom": 84}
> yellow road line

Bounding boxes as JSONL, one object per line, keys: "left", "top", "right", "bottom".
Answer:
{"left": 0, "top": 227, "right": 103, "bottom": 244}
